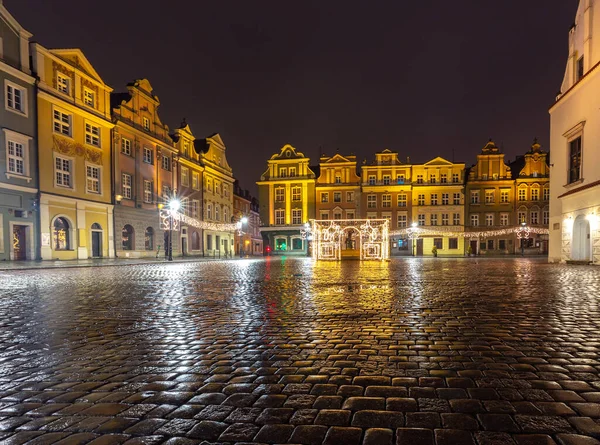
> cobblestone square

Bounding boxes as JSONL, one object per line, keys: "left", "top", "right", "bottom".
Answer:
{"left": 1, "top": 258, "right": 600, "bottom": 444}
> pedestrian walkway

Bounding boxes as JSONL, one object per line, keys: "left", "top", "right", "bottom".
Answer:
{"left": 0, "top": 255, "right": 247, "bottom": 271}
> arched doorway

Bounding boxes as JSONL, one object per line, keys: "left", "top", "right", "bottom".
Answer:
{"left": 91, "top": 223, "right": 103, "bottom": 258}
{"left": 122, "top": 225, "right": 134, "bottom": 251}
{"left": 572, "top": 215, "right": 590, "bottom": 261}
{"left": 341, "top": 227, "right": 360, "bottom": 259}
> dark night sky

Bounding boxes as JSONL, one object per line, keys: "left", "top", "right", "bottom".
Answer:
{"left": 8, "top": 1, "right": 577, "bottom": 194}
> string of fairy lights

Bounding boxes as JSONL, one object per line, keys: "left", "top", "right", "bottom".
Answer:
{"left": 159, "top": 208, "right": 237, "bottom": 232}
{"left": 389, "top": 225, "right": 549, "bottom": 239}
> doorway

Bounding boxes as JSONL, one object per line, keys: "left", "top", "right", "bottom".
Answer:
{"left": 12, "top": 225, "right": 27, "bottom": 260}
{"left": 416, "top": 239, "right": 423, "bottom": 256}
{"left": 572, "top": 215, "right": 591, "bottom": 261}
{"left": 91, "top": 223, "right": 102, "bottom": 258}
{"left": 470, "top": 240, "right": 478, "bottom": 255}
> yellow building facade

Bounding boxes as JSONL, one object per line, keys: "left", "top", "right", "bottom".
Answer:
{"left": 31, "top": 46, "right": 115, "bottom": 260}
{"left": 411, "top": 157, "right": 466, "bottom": 256}
{"left": 316, "top": 153, "right": 361, "bottom": 221}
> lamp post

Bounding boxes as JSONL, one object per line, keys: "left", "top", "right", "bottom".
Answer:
{"left": 517, "top": 221, "right": 528, "bottom": 257}
{"left": 237, "top": 216, "right": 248, "bottom": 258}
{"left": 408, "top": 222, "right": 419, "bottom": 257}
{"left": 168, "top": 198, "right": 180, "bottom": 261}
{"left": 301, "top": 221, "right": 312, "bottom": 257}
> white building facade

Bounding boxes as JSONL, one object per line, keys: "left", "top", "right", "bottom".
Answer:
{"left": 549, "top": 0, "right": 600, "bottom": 264}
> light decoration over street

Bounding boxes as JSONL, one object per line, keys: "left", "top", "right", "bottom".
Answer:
{"left": 390, "top": 225, "right": 549, "bottom": 238}
{"left": 311, "top": 219, "right": 389, "bottom": 261}
{"left": 159, "top": 207, "right": 237, "bottom": 232}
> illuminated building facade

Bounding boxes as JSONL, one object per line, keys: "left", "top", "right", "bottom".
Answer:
{"left": 465, "top": 140, "right": 515, "bottom": 255}
{"left": 31, "top": 45, "right": 115, "bottom": 260}
{"left": 549, "top": 0, "right": 600, "bottom": 264}
{"left": 199, "top": 134, "right": 235, "bottom": 257}
{"left": 412, "top": 157, "right": 465, "bottom": 257}
{"left": 257, "top": 144, "right": 316, "bottom": 255}
{"left": 233, "top": 181, "right": 262, "bottom": 256}
{"left": 111, "top": 79, "right": 178, "bottom": 258}
{"left": 0, "top": 4, "right": 37, "bottom": 260}
{"left": 171, "top": 120, "right": 204, "bottom": 256}
{"left": 360, "top": 149, "right": 413, "bottom": 255}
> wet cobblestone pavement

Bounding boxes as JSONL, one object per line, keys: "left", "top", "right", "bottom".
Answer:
{"left": 1, "top": 258, "right": 600, "bottom": 445}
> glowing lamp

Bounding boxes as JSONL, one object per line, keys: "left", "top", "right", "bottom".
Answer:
{"left": 241, "top": 217, "right": 248, "bottom": 224}
{"left": 169, "top": 199, "right": 180, "bottom": 211}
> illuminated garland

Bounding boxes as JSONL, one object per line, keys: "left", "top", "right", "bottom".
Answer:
{"left": 159, "top": 209, "right": 237, "bottom": 232}
{"left": 389, "top": 225, "right": 549, "bottom": 238}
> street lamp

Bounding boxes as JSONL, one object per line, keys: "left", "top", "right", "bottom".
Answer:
{"left": 168, "top": 198, "right": 180, "bottom": 261}
{"left": 517, "top": 221, "right": 528, "bottom": 257}
{"left": 408, "top": 222, "right": 419, "bottom": 257}
{"left": 238, "top": 216, "right": 248, "bottom": 257}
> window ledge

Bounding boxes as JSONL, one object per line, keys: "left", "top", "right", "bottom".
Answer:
{"left": 5, "top": 107, "right": 27, "bottom": 118}
{"left": 564, "top": 178, "right": 584, "bottom": 188}
{"left": 6, "top": 173, "right": 32, "bottom": 183}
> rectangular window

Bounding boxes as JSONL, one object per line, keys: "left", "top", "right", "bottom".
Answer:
{"left": 499, "top": 239, "right": 507, "bottom": 250}
{"left": 289, "top": 167, "right": 297, "bottom": 177}
{"left": 441, "top": 213, "right": 449, "bottom": 226}
{"left": 487, "top": 239, "right": 495, "bottom": 250}
{"left": 346, "top": 191, "right": 354, "bottom": 202}
{"left": 347, "top": 212, "right": 355, "bottom": 219}
{"left": 55, "top": 157, "right": 72, "bottom": 187}
{"left": 383, "top": 175, "right": 390, "bottom": 185}
{"left": 143, "top": 117, "right": 150, "bottom": 131}
{"left": 397, "top": 174, "right": 405, "bottom": 184}
{"left": 368, "top": 175, "right": 376, "bottom": 185}
{"left": 192, "top": 172, "right": 199, "bottom": 190}
{"left": 121, "top": 138, "right": 131, "bottom": 155}
{"left": 470, "top": 214, "right": 479, "bottom": 227}
{"left": 471, "top": 190, "right": 479, "bottom": 204}
{"left": 181, "top": 167, "right": 189, "bottom": 186}
{"left": 334, "top": 192, "right": 342, "bottom": 203}
{"left": 530, "top": 211, "right": 539, "bottom": 225}
{"left": 440, "top": 174, "right": 447, "bottom": 183}
{"left": 276, "top": 188, "right": 285, "bottom": 202}
{"left": 543, "top": 188, "right": 549, "bottom": 201}
{"left": 279, "top": 167, "right": 287, "bottom": 177}
{"left": 569, "top": 137, "right": 582, "bottom": 184}
{"left": 449, "top": 238, "right": 458, "bottom": 249}
{"left": 53, "top": 109, "right": 71, "bottom": 136}
{"left": 86, "top": 166, "right": 100, "bottom": 193}
{"left": 500, "top": 190, "right": 509, "bottom": 203}
{"left": 398, "top": 194, "right": 407, "bottom": 207}
{"left": 335, "top": 175, "right": 341, "bottom": 184}
{"left": 192, "top": 199, "right": 199, "bottom": 218}
{"left": 163, "top": 185, "right": 171, "bottom": 200}
{"left": 320, "top": 212, "right": 329, "bottom": 220}
{"left": 453, "top": 193, "right": 461, "bottom": 205}
{"left": 418, "top": 214, "right": 425, "bottom": 226}
{"left": 291, "top": 186, "right": 301, "bottom": 201}
{"left": 57, "top": 73, "right": 70, "bottom": 94}
{"left": 320, "top": 192, "right": 329, "bottom": 203}
{"left": 485, "top": 190, "right": 495, "bottom": 203}
{"left": 417, "top": 175, "right": 423, "bottom": 184}
{"left": 434, "top": 238, "right": 443, "bottom": 249}
{"left": 453, "top": 213, "right": 460, "bottom": 225}
{"left": 143, "top": 180, "right": 153, "bottom": 203}
{"left": 418, "top": 194, "right": 425, "bottom": 206}
{"left": 275, "top": 209, "right": 285, "bottom": 225}
{"left": 292, "top": 209, "right": 302, "bottom": 224}
{"left": 486, "top": 214, "right": 494, "bottom": 226}
{"left": 6, "top": 82, "right": 26, "bottom": 114}
{"left": 577, "top": 56, "right": 584, "bottom": 81}
{"left": 122, "top": 173, "right": 132, "bottom": 199}
{"left": 431, "top": 214, "right": 438, "bottom": 226}
{"left": 531, "top": 188, "right": 539, "bottom": 201}
{"left": 431, "top": 194, "right": 438, "bottom": 205}
{"left": 500, "top": 213, "right": 509, "bottom": 226}
{"left": 442, "top": 193, "right": 449, "bottom": 205}
{"left": 543, "top": 210, "right": 549, "bottom": 225}
{"left": 83, "top": 89, "right": 95, "bottom": 107}
{"left": 85, "top": 123, "right": 100, "bottom": 147}
{"left": 206, "top": 203, "right": 212, "bottom": 219}
{"left": 452, "top": 173, "right": 459, "bottom": 183}
{"left": 143, "top": 147, "right": 153, "bottom": 164}
{"left": 367, "top": 195, "right": 377, "bottom": 208}
{"left": 7, "top": 141, "right": 25, "bottom": 175}
{"left": 430, "top": 174, "right": 436, "bottom": 184}
{"left": 382, "top": 194, "right": 391, "bottom": 207}
{"left": 518, "top": 188, "right": 526, "bottom": 201}
{"left": 518, "top": 211, "right": 526, "bottom": 223}
{"left": 397, "top": 214, "right": 407, "bottom": 228}
{"left": 182, "top": 140, "right": 190, "bottom": 157}
{"left": 162, "top": 155, "right": 171, "bottom": 171}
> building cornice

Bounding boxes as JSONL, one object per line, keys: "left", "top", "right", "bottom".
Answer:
{"left": 550, "top": 60, "right": 600, "bottom": 112}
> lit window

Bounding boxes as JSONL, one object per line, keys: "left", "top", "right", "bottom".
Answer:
{"left": 192, "top": 172, "right": 199, "bottom": 190}
{"left": 83, "top": 89, "right": 95, "bottom": 107}
{"left": 85, "top": 123, "right": 100, "bottom": 147}
{"left": 53, "top": 109, "right": 71, "bottom": 136}
{"left": 53, "top": 217, "right": 70, "bottom": 250}
{"left": 122, "top": 225, "right": 134, "bottom": 250}
{"left": 55, "top": 156, "right": 72, "bottom": 187}
{"left": 143, "top": 117, "right": 150, "bottom": 131}
{"left": 182, "top": 140, "right": 189, "bottom": 157}
{"left": 122, "top": 138, "right": 132, "bottom": 156}
{"left": 143, "top": 147, "right": 153, "bottom": 164}
{"left": 143, "top": 180, "right": 153, "bottom": 203}
{"left": 485, "top": 190, "right": 495, "bottom": 203}
{"left": 122, "top": 173, "right": 132, "bottom": 199}
{"left": 57, "top": 73, "right": 70, "bottom": 94}
{"left": 86, "top": 165, "right": 100, "bottom": 193}
{"left": 181, "top": 167, "right": 189, "bottom": 186}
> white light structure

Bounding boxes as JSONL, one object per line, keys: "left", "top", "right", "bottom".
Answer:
{"left": 312, "top": 219, "right": 389, "bottom": 261}
{"left": 389, "top": 225, "right": 549, "bottom": 239}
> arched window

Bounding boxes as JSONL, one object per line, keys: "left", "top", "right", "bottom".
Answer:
{"left": 53, "top": 217, "right": 70, "bottom": 250}
{"left": 192, "top": 231, "right": 200, "bottom": 250}
{"left": 91, "top": 223, "right": 102, "bottom": 230}
{"left": 145, "top": 227, "right": 154, "bottom": 250}
{"left": 122, "top": 225, "right": 134, "bottom": 250}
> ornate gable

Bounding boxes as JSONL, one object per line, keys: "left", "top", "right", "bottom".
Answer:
{"left": 50, "top": 49, "right": 103, "bottom": 84}
{"left": 270, "top": 144, "right": 306, "bottom": 160}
